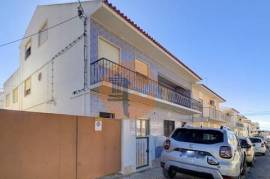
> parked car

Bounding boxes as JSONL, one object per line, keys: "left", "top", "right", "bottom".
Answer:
{"left": 249, "top": 137, "right": 267, "bottom": 155}
{"left": 238, "top": 137, "right": 255, "bottom": 166}
{"left": 266, "top": 138, "right": 270, "bottom": 149}
{"left": 160, "top": 126, "right": 245, "bottom": 179}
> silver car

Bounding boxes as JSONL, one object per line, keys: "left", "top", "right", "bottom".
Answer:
{"left": 160, "top": 126, "right": 244, "bottom": 179}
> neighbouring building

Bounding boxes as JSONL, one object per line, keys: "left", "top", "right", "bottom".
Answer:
{"left": 250, "top": 122, "right": 260, "bottom": 136}
{"left": 222, "top": 107, "right": 240, "bottom": 133}
{"left": 258, "top": 130, "right": 270, "bottom": 138}
{"left": 236, "top": 115, "right": 249, "bottom": 137}
{"left": 3, "top": 0, "right": 203, "bottom": 174}
{"left": 244, "top": 119, "right": 252, "bottom": 136}
{"left": 192, "top": 84, "right": 226, "bottom": 128}
{"left": 0, "top": 90, "right": 4, "bottom": 109}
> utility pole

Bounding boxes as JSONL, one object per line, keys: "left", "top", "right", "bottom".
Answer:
{"left": 78, "top": 1, "right": 88, "bottom": 90}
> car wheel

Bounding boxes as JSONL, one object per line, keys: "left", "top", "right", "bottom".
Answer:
{"left": 241, "top": 157, "right": 247, "bottom": 175}
{"left": 247, "top": 161, "right": 253, "bottom": 167}
{"left": 163, "top": 168, "right": 176, "bottom": 179}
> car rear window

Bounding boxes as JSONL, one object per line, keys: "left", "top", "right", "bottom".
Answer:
{"left": 171, "top": 128, "right": 224, "bottom": 144}
{"left": 239, "top": 139, "right": 248, "bottom": 146}
{"left": 249, "top": 138, "right": 261, "bottom": 143}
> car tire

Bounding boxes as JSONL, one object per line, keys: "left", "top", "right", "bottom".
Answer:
{"left": 163, "top": 168, "right": 176, "bottom": 179}
{"left": 247, "top": 160, "right": 253, "bottom": 167}
{"left": 241, "top": 157, "right": 247, "bottom": 176}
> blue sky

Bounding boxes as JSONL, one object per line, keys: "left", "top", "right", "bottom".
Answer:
{"left": 1, "top": 0, "right": 270, "bottom": 129}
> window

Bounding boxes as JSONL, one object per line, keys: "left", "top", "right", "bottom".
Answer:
{"left": 136, "top": 119, "right": 150, "bottom": 137}
{"left": 38, "top": 22, "right": 48, "bottom": 46}
{"left": 99, "top": 112, "right": 115, "bottom": 119}
{"left": 171, "top": 128, "right": 224, "bottom": 144}
{"left": 249, "top": 137, "right": 261, "bottom": 143}
{"left": 38, "top": 72, "right": 42, "bottom": 81}
{"left": 135, "top": 59, "right": 148, "bottom": 76}
{"left": 24, "top": 77, "right": 31, "bottom": 96}
{"left": 210, "top": 100, "right": 215, "bottom": 106}
{"left": 164, "top": 120, "right": 175, "bottom": 137}
{"left": 25, "top": 40, "right": 31, "bottom": 60}
{"left": 12, "top": 87, "right": 18, "bottom": 103}
{"left": 98, "top": 37, "right": 120, "bottom": 64}
{"left": 228, "top": 133, "right": 238, "bottom": 147}
{"left": 5, "top": 94, "right": 10, "bottom": 107}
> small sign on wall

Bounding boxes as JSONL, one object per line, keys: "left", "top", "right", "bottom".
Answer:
{"left": 95, "top": 119, "right": 102, "bottom": 131}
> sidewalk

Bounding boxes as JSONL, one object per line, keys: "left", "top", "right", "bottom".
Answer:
{"left": 102, "top": 161, "right": 201, "bottom": 179}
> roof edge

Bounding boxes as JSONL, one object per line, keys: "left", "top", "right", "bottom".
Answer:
{"left": 102, "top": 0, "right": 202, "bottom": 80}
{"left": 201, "top": 84, "right": 226, "bottom": 102}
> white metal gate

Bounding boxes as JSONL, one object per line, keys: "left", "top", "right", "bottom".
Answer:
{"left": 136, "top": 137, "right": 149, "bottom": 169}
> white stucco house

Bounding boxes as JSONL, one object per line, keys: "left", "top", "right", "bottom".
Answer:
{"left": 3, "top": 0, "right": 204, "bottom": 175}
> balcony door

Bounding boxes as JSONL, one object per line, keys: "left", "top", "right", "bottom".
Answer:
{"left": 97, "top": 37, "right": 121, "bottom": 84}
{"left": 158, "top": 75, "right": 191, "bottom": 98}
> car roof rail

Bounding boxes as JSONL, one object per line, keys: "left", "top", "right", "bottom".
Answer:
{"left": 220, "top": 126, "right": 232, "bottom": 131}
{"left": 182, "top": 123, "right": 193, "bottom": 128}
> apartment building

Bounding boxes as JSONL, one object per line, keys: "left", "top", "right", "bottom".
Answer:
{"left": 242, "top": 119, "right": 252, "bottom": 137}
{"left": 192, "top": 84, "right": 226, "bottom": 128}
{"left": 251, "top": 122, "right": 260, "bottom": 136}
{"left": 235, "top": 115, "right": 249, "bottom": 137}
{"left": 222, "top": 107, "right": 240, "bottom": 133}
{"left": 3, "top": 0, "right": 203, "bottom": 174}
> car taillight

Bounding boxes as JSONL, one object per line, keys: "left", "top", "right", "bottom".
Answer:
{"left": 164, "top": 139, "right": 171, "bottom": 150}
{"left": 219, "top": 146, "right": 232, "bottom": 159}
{"left": 207, "top": 156, "right": 219, "bottom": 165}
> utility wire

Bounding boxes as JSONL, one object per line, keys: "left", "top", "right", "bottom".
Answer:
{"left": 0, "top": 15, "right": 78, "bottom": 48}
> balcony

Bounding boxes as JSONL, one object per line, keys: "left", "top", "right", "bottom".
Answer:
{"left": 90, "top": 58, "right": 202, "bottom": 114}
{"left": 193, "top": 107, "right": 226, "bottom": 123}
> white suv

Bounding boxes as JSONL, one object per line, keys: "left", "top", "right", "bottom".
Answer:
{"left": 249, "top": 137, "right": 267, "bottom": 155}
{"left": 160, "top": 126, "right": 244, "bottom": 179}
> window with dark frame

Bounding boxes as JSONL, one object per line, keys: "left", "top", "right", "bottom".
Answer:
{"left": 210, "top": 100, "right": 215, "bottom": 106}
{"left": 99, "top": 112, "right": 115, "bottom": 119}
{"left": 164, "top": 120, "right": 175, "bottom": 137}
{"left": 25, "top": 46, "right": 31, "bottom": 60}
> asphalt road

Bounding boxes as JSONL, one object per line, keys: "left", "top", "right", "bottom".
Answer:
{"left": 245, "top": 152, "right": 270, "bottom": 179}
{"left": 105, "top": 152, "right": 270, "bottom": 179}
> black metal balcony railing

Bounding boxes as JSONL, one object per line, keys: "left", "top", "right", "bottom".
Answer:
{"left": 90, "top": 58, "right": 203, "bottom": 112}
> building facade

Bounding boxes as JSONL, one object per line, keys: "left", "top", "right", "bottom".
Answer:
{"left": 192, "top": 84, "right": 226, "bottom": 128}
{"left": 3, "top": 0, "right": 203, "bottom": 174}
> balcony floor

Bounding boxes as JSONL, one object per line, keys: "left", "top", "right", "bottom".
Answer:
{"left": 90, "top": 81, "right": 202, "bottom": 115}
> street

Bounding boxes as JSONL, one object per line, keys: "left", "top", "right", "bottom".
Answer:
{"left": 245, "top": 152, "right": 270, "bottom": 179}
{"left": 106, "top": 152, "right": 270, "bottom": 179}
